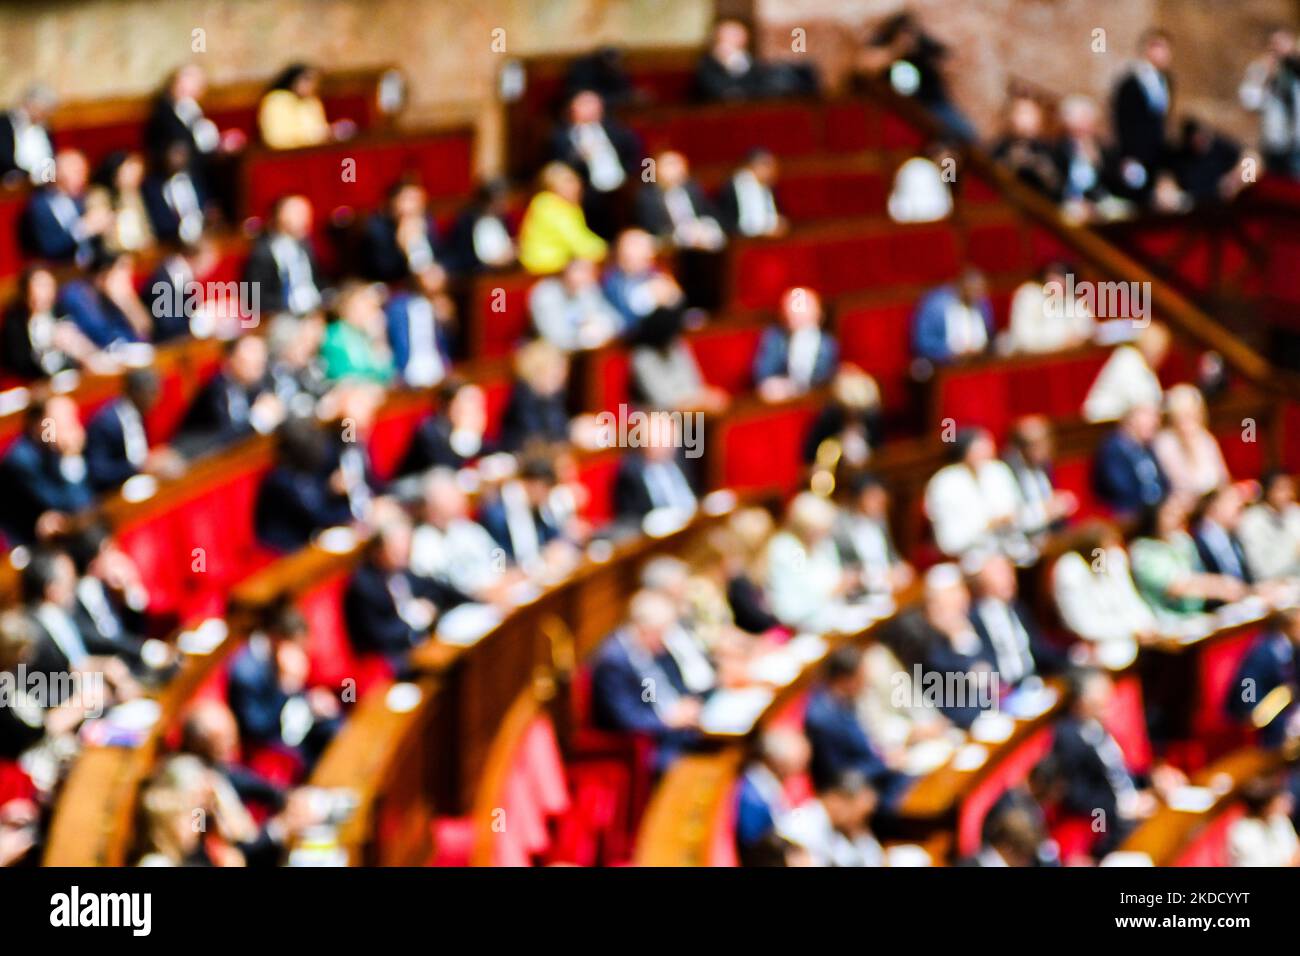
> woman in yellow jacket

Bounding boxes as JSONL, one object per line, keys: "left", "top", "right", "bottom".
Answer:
{"left": 518, "top": 162, "right": 607, "bottom": 275}
{"left": 258, "top": 63, "right": 331, "bottom": 150}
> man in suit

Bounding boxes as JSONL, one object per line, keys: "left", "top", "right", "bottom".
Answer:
{"left": 636, "top": 150, "right": 725, "bottom": 309}
{"left": 965, "top": 551, "right": 1066, "bottom": 688}
{"left": 549, "top": 89, "right": 639, "bottom": 239}
{"left": 601, "top": 227, "right": 686, "bottom": 337}
{"left": 143, "top": 237, "right": 217, "bottom": 342}
{"left": 834, "top": 472, "right": 913, "bottom": 597}
{"left": 178, "top": 335, "right": 284, "bottom": 455}
{"left": 613, "top": 414, "right": 698, "bottom": 521}
{"left": 590, "top": 589, "right": 704, "bottom": 771}
{"left": 1092, "top": 403, "right": 1170, "bottom": 516}
{"left": 0, "top": 85, "right": 56, "bottom": 182}
{"left": 243, "top": 194, "right": 323, "bottom": 317}
{"left": 735, "top": 728, "right": 810, "bottom": 864}
{"left": 753, "top": 286, "right": 838, "bottom": 400}
{"left": 1051, "top": 668, "right": 1157, "bottom": 856}
{"left": 0, "top": 397, "right": 95, "bottom": 547}
{"left": 1112, "top": 30, "right": 1174, "bottom": 204}
{"left": 1054, "top": 94, "right": 1125, "bottom": 208}
{"left": 65, "top": 524, "right": 156, "bottom": 676}
{"left": 22, "top": 150, "right": 111, "bottom": 266}
{"left": 802, "top": 645, "right": 911, "bottom": 809}
{"left": 85, "top": 368, "right": 184, "bottom": 492}
{"left": 253, "top": 417, "right": 353, "bottom": 553}
{"left": 360, "top": 180, "right": 446, "bottom": 283}
{"left": 142, "top": 141, "right": 207, "bottom": 245}
{"left": 480, "top": 458, "right": 567, "bottom": 570}
{"left": 1003, "top": 415, "right": 1078, "bottom": 538}
{"left": 695, "top": 19, "right": 767, "bottom": 100}
{"left": 384, "top": 268, "right": 454, "bottom": 388}
{"left": 1192, "top": 484, "right": 1253, "bottom": 585}
{"left": 717, "top": 149, "right": 786, "bottom": 238}
{"left": 910, "top": 267, "right": 994, "bottom": 365}
{"left": 399, "top": 378, "right": 491, "bottom": 475}
{"left": 144, "top": 64, "right": 221, "bottom": 176}
{"left": 55, "top": 253, "right": 151, "bottom": 349}
{"left": 1227, "top": 609, "right": 1300, "bottom": 749}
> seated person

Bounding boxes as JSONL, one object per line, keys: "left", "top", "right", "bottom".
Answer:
{"left": 1006, "top": 261, "right": 1095, "bottom": 354}
{"left": 803, "top": 369, "right": 882, "bottom": 468}
{"left": 144, "top": 237, "right": 220, "bottom": 342}
{"left": 1130, "top": 493, "right": 1248, "bottom": 621}
{"left": 243, "top": 194, "right": 324, "bottom": 317}
{"left": 736, "top": 729, "right": 811, "bottom": 865}
{"left": 1, "top": 85, "right": 56, "bottom": 183}
{"left": 1083, "top": 321, "right": 1170, "bottom": 423}
{"left": 178, "top": 335, "right": 284, "bottom": 454}
{"left": 360, "top": 180, "right": 445, "bottom": 283}
{"left": 636, "top": 149, "right": 725, "bottom": 252}
{"left": 2, "top": 266, "right": 98, "bottom": 378}
{"left": 1172, "top": 117, "right": 1250, "bottom": 205}
{"left": 991, "top": 95, "right": 1062, "bottom": 197}
{"left": 499, "top": 339, "right": 572, "bottom": 452}
{"left": 85, "top": 368, "right": 185, "bottom": 492}
{"left": 1092, "top": 403, "right": 1170, "bottom": 516}
{"left": 88, "top": 150, "right": 154, "bottom": 255}
{"left": 144, "top": 64, "right": 222, "bottom": 187}
{"left": 411, "top": 468, "right": 515, "bottom": 603}
{"left": 1152, "top": 384, "right": 1228, "bottom": 498}
{"left": 266, "top": 313, "right": 330, "bottom": 416}
{"left": 717, "top": 149, "right": 786, "bottom": 238}
{"left": 226, "top": 604, "right": 341, "bottom": 772}
{"left": 960, "top": 799, "right": 1053, "bottom": 867}
{"left": 803, "top": 646, "right": 911, "bottom": 807}
{"left": 629, "top": 307, "right": 728, "bottom": 414}
{"left": 859, "top": 12, "right": 975, "bottom": 141}
{"left": 400, "top": 378, "right": 493, "bottom": 475}
{"left": 911, "top": 267, "right": 993, "bottom": 365}
{"left": 1053, "top": 95, "right": 1128, "bottom": 219}
{"left": 602, "top": 227, "right": 686, "bottom": 337}
{"left": 782, "top": 769, "right": 884, "bottom": 868}
{"left": 518, "top": 162, "right": 607, "bottom": 276}
{"left": 1002, "top": 415, "right": 1078, "bottom": 538}
{"left": 21, "top": 149, "right": 109, "bottom": 266}
{"left": 257, "top": 63, "right": 331, "bottom": 150}
{"left": 480, "top": 456, "right": 575, "bottom": 573}
{"left": 1239, "top": 471, "right": 1300, "bottom": 581}
{"left": 384, "top": 267, "right": 455, "bottom": 387}
{"left": 764, "top": 492, "right": 857, "bottom": 632}
{"left": 1191, "top": 484, "right": 1254, "bottom": 585}
{"left": 887, "top": 142, "right": 955, "bottom": 224}
{"left": 833, "top": 472, "right": 913, "bottom": 597}
{"left": 548, "top": 89, "right": 639, "bottom": 238}
{"left": 56, "top": 253, "right": 153, "bottom": 349}
{"left": 753, "top": 286, "right": 838, "bottom": 401}
{"left": 1052, "top": 525, "right": 1158, "bottom": 661}
{"left": 695, "top": 18, "right": 767, "bottom": 100}
{"left": 443, "top": 179, "right": 517, "bottom": 274}
{"left": 1227, "top": 608, "right": 1300, "bottom": 750}
{"left": 924, "top": 427, "right": 1033, "bottom": 562}
{"left": 590, "top": 589, "right": 705, "bottom": 769}
{"left": 343, "top": 513, "right": 467, "bottom": 673}
{"left": 1228, "top": 777, "right": 1300, "bottom": 867}
{"left": 66, "top": 523, "right": 158, "bottom": 674}
{"left": 319, "top": 281, "right": 396, "bottom": 385}
{"left": 0, "top": 397, "right": 94, "bottom": 546}
{"left": 966, "top": 551, "right": 1067, "bottom": 687}
{"left": 253, "top": 416, "right": 353, "bottom": 553}
{"left": 530, "top": 257, "right": 620, "bottom": 352}
{"left": 612, "top": 412, "right": 698, "bottom": 520}
{"left": 141, "top": 141, "right": 206, "bottom": 245}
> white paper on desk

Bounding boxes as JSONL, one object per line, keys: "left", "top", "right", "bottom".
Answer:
{"left": 828, "top": 603, "right": 878, "bottom": 634}
{"left": 642, "top": 506, "right": 694, "bottom": 538}
{"left": 749, "top": 651, "right": 800, "bottom": 687}
{"left": 970, "top": 712, "right": 1015, "bottom": 744}
{"left": 1096, "top": 639, "right": 1138, "bottom": 671}
{"left": 435, "top": 602, "right": 503, "bottom": 646}
{"left": 1215, "top": 597, "right": 1269, "bottom": 628}
{"left": 120, "top": 473, "right": 158, "bottom": 503}
{"left": 316, "top": 526, "right": 358, "bottom": 554}
{"left": 903, "top": 738, "right": 953, "bottom": 776}
{"left": 386, "top": 682, "right": 423, "bottom": 714}
{"left": 1002, "top": 684, "right": 1059, "bottom": 720}
{"left": 702, "top": 489, "right": 737, "bottom": 516}
{"left": 506, "top": 580, "right": 543, "bottom": 607}
{"left": 951, "top": 743, "right": 988, "bottom": 772}
{"left": 785, "top": 633, "right": 828, "bottom": 665}
{"left": 1169, "top": 615, "right": 1214, "bottom": 645}
{"left": 885, "top": 844, "right": 932, "bottom": 868}
{"left": 1100, "top": 851, "right": 1154, "bottom": 867}
{"left": 1165, "top": 785, "right": 1216, "bottom": 813}
{"left": 699, "top": 687, "right": 774, "bottom": 736}
{"left": 177, "top": 617, "right": 228, "bottom": 656}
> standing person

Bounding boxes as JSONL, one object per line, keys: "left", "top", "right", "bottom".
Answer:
{"left": 1240, "top": 27, "right": 1300, "bottom": 177}
{"left": 1112, "top": 29, "right": 1175, "bottom": 204}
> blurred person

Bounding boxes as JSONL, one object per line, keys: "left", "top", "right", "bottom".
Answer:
{"left": 714, "top": 508, "right": 781, "bottom": 635}
{"left": 400, "top": 378, "right": 492, "bottom": 474}
{"left": 360, "top": 180, "right": 445, "bottom": 283}
{"left": 1191, "top": 484, "right": 1254, "bottom": 585}
{"left": 88, "top": 151, "right": 155, "bottom": 253}
{"left": 65, "top": 523, "right": 157, "bottom": 672}
{"left": 911, "top": 267, "right": 993, "bottom": 365}
{"left": 803, "top": 368, "right": 882, "bottom": 467}
{"left": 56, "top": 252, "right": 152, "bottom": 348}
{"left": 602, "top": 227, "right": 685, "bottom": 336}
{"left": 966, "top": 551, "right": 1066, "bottom": 686}
{"left": 736, "top": 728, "right": 811, "bottom": 864}
{"left": 1, "top": 266, "right": 98, "bottom": 378}
{"left": 1239, "top": 27, "right": 1300, "bottom": 177}
{"left": 530, "top": 256, "right": 620, "bottom": 351}
{"left": 754, "top": 286, "right": 838, "bottom": 400}
{"left": 0, "top": 397, "right": 94, "bottom": 546}
{"left": 21, "top": 149, "right": 108, "bottom": 266}
{"left": 564, "top": 46, "right": 637, "bottom": 109}
{"left": 499, "top": 339, "right": 572, "bottom": 451}
{"left": 1051, "top": 524, "right": 1159, "bottom": 660}
{"left": 411, "top": 468, "right": 515, "bottom": 602}
{"left": 85, "top": 367, "right": 185, "bottom": 491}
{"left": 178, "top": 334, "right": 284, "bottom": 452}
{"left": 443, "top": 178, "right": 517, "bottom": 274}
{"left": 636, "top": 149, "right": 725, "bottom": 251}
{"left": 253, "top": 416, "right": 353, "bottom": 553}
{"left": 1239, "top": 471, "right": 1300, "bottom": 581}
{"left": 141, "top": 141, "right": 206, "bottom": 245}
{"left": 859, "top": 12, "right": 975, "bottom": 142}
{"left": 1130, "top": 493, "right": 1248, "bottom": 621}
{"left": 518, "top": 162, "right": 607, "bottom": 275}
{"left": 0, "top": 85, "right": 56, "bottom": 183}
{"left": 834, "top": 472, "right": 913, "bottom": 597}
{"left": 924, "top": 427, "right": 1031, "bottom": 561}
{"left": 1171, "top": 118, "right": 1251, "bottom": 204}
{"left": 1228, "top": 609, "right": 1300, "bottom": 749}
{"left": 266, "top": 312, "right": 330, "bottom": 413}
{"left": 639, "top": 556, "right": 716, "bottom": 693}
{"left": 991, "top": 95, "right": 1061, "bottom": 197}
{"left": 384, "top": 267, "right": 454, "bottom": 388}
{"left": 629, "top": 306, "right": 728, "bottom": 413}
{"left": 480, "top": 455, "right": 576, "bottom": 574}
{"left": 135, "top": 753, "right": 249, "bottom": 867}
{"left": 144, "top": 64, "right": 221, "bottom": 173}
{"left": 549, "top": 89, "right": 639, "bottom": 238}
{"left": 764, "top": 492, "right": 857, "bottom": 631}
{"left": 887, "top": 142, "right": 955, "bottom": 223}
{"left": 319, "top": 281, "right": 395, "bottom": 384}
{"left": 1229, "top": 777, "right": 1300, "bottom": 866}
{"left": 243, "top": 194, "right": 323, "bottom": 317}
{"left": 695, "top": 18, "right": 765, "bottom": 100}
{"left": 1006, "top": 261, "right": 1095, "bottom": 354}
{"left": 783, "top": 769, "right": 884, "bottom": 867}
{"left": 1111, "top": 29, "right": 1175, "bottom": 204}
{"left": 960, "top": 801, "right": 1050, "bottom": 867}
{"left": 717, "top": 149, "right": 786, "bottom": 238}
{"left": 1152, "top": 383, "right": 1228, "bottom": 497}
{"left": 612, "top": 411, "right": 698, "bottom": 519}
{"left": 1003, "top": 415, "right": 1078, "bottom": 537}
{"left": 179, "top": 698, "right": 286, "bottom": 815}
{"left": 257, "top": 63, "right": 331, "bottom": 150}
{"left": 1092, "top": 403, "right": 1170, "bottom": 516}
{"left": 144, "top": 236, "right": 219, "bottom": 342}
{"left": 1053, "top": 95, "right": 1125, "bottom": 217}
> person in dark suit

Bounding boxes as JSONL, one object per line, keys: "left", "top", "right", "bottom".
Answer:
{"left": 590, "top": 589, "right": 705, "bottom": 771}
{"left": 1050, "top": 668, "right": 1158, "bottom": 856}
{"left": 178, "top": 335, "right": 284, "bottom": 455}
{"left": 735, "top": 728, "right": 810, "bottom": 863}
{"left": 65, "top": 523, "right": 155, "bottom": 675}
{"left": 253, "top": 416, "right": 353, "bottom": 553}
{"left": 563, "top": 47, "right": 638, "bottom": 109}
{"left": 143, "top": 64, "right": 221, "bottom": 180}
{"left": 400, "top": 378, "right": 492, "bottom": 475}
{"left": 85, "top": 368, "right": 184, "bottom": 492}
{"left": 859, "top": 12, "right": 974, "bottom": 142}
{"left": 753, "top": 286, "right": 839, "bottom": 400}
{"left": 548, "top": 90, "right": 640, "bottom": 239}
{"left": 802, "top": 646, "right": 911, "bottom": 809}
{"left": 0, "top": 396, "right": 95, "bottom": 547}
{"left": 1227, "top": 609, "right": 1300, "bottom": 750}
{"left": 636, "top": 150, "right": 726, "bottom": 309}
{"left": 21, "top": 150, "right": 109, "bottom": 266}
{"left": 991, "top": 96, "right": 1062, "bottom": 199}
{"left": 1171, "top": 118, "right": 1245, "bottom": 205}
{"left": 141, "top": 141, "right": 207, "bottom": 245}
{"left": 1003, "top": 415, "right": 1078, "bottom": 538}
{"left": 343, "top": 515, "right": 467, "bottom": 672}
{"left": 1191, "top": 484, "right": 1254, "bottom": 586}
{"left": 143, "top": 238, "right": 217, "bottom": 343}
{"left": 1111, "top": 29, "right": 1174, "bottom": 203}
{"left": 612, "top": 417, "right": 699, "bottom": 521}
{"left": 242, "top": 194, "right": 323, "bottom": 317}
{"left": 359, "top": 180, "right": 445, "bottom": 283}
{"left": 1, "top": 266, "right": 96, "bottom": 379}
{"left": 442, "top": 179, "right": 517, "bottom": 275}
{"left": 226, "top": 604, "right": 341, "bottom": 770}
{"left": 601, "top": 227, "right": 687, "bottom": 337}
{"left": 958, "top": 799, "right": 1053, "bottom": 867}
{"left": 479, "top": 458, "right": 566, "bottom": 567}
{"left": 383, "top": 271, "right": 454, "bottom": 388}
{"left": 1092, "top": 403, "right": 1170, "bottom": 516}
{"left": 695, "top": 19, "right": 769, "bottom": 100}
{"left": 55, "top": 254, "right": 153, "bottom": 350}
{"left": 965, "top": 551, "right": 1067, "bottom": 687}
{"left": 0, "top": 86, "right": 56, "bottom": 182}
{"left": 717, "top": 149, "right": 787, "bottom": 238}
{"left": 498, "top": 340, "right": 571, "bottom": 452}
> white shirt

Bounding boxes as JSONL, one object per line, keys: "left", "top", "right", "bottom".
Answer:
{"left": 1083, "top": 345, "right": 1163, "bottom": 422}
{"left": 887, "top": 157, "right": 952, "bottom": 223}
{"left": 786, "top": 327, "right": 822, "bottom": 389}
{"left": 1238, "top": 502, "right": 1300, "bottom": 581}
{"left": 943, "top": 299, "right": 988, "bottom": 357}
{"left": 765, "top": 532, "right": 844, "bottom": 630}
{"left": 117, "top": 401, "right": 149, "bottom": 468}
{"left": 1052, "top": 547, "right": 1156, "bottom": 651}
{"left": 924, "top": 460, "right": 1023, "bottom": 558}
{"left": 975, "top": 598, "right": 1034, "bottom": 685}
{"left": 400, "top": 296, "right": 445, "bottom": 387}
{"left": 732, "top": 170, "right": 779, "bottom": 236}
{"left": 571, "top": 122, "right": 625, "bottom": 192}
{"left": 270, "top": 235, "right": 320, "bottom": 316}
{"left": 472, "top": 215, "right": 514, "bottom": 266}
{"left": 410, "top": 517, "right": 501, "bottom": 597}
{"left": 1007, "top": 280, "right": 1095, "bottom": 354}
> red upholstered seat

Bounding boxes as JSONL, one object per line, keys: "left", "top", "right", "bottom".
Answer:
{"left": 1105, "top": 674, "right": 1153, "bottom": 776}
{"left": 574, "top": 451, "right": 620, "bottom": 525}
{"left": 836, "top": 301, "right": 913, "bottom": 412}
{"left": 144, "top": 354, "right": 223, "bottom": 446}
{"left": 776, "top": 169, "right": 888, "bottom": 222}
{"left": 716, "top": 403, "right": 816, "bottom": 494}
{"left": 468, "top": 271, "right": 535, "bottom": 358}
{"left": 688, "top": 325, "right": 764, "bottom": 394}
{"left": 0, "top": 190, "right": 27, "bottom": 281}
{"left": 0, "top": 758, "right": 35, "bottom": 805}
{"left": 965, "top": 221, "right": 1027, "bottom": 276}
{"left": 1173, "top": 804, "right": 1245, "bottom": 867}
{"left": 296, "top": 568, "right": 393, "bottom": 695}
{"left": 368, "top": 399, "right": 433, "bottom": 482}
{"left": 587, "top": 350, "right": 631, "bottom": 414}
{"left": 1191, "top": 627, "right": 1259, "bottom": 763}
{"left": 1049, "top": 812, "right": 1100, "bottom": 863}
{"left": 430, "top": 816, "right": 474, "bottom": 866}
{"left": 631, "top": 103, "right": 822, "bottom": 167}
{"left": 956, "top": 725, "right": 1053, "bottom": 858}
